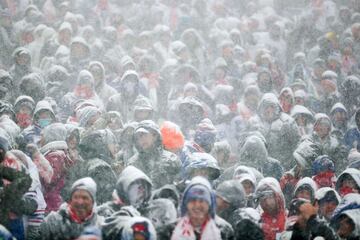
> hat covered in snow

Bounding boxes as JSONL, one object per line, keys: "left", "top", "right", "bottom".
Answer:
{"left": 194, "top": 118, "right": 217, "bottom": 147}
{"left": 184, "top": 184, "right": 212, "bottom": 206}
{"left": 71, "top": 177, "right": 97, "bottom": 203}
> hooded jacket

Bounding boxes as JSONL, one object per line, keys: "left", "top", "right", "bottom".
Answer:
{"left": 330, "top": 193, "right": 360, "bottom": 239}
{"left": 255, "top": 177, "right": 286, "bottom": 240}
{"left": 254, "top": 93, "right": 300, "bottom": 170}
{"left": 97, "top": 166, "right": 152, "bottom": 218}
{"left": 128, "top": 120, "right": 181, "bottom": 189}
{"left": 78, "top": 129, "right": 117, "bottom": 204}
{"left": 39, "top": 123, "right": 72, "bottom": 213}
{"left": 336, "top": 168, "right": 360, "bottom": 197}
{"left": 344, "top": 108, "right": 360, "bottom": 151}
{"left": 60, "top": 70, "right": 104, "bottom": 122}
{"left": 39, "top": 202, "right": 103, "bottom": 240}
{"left": 293, "top": 177, "right": 318, "bottom": 203}
{"left": 215, "top": 180, "right": 246, "bottom": 224}
{"left": 330, "top": 102, "right": 348, "bottom": 139}
{"left": 157, "top": 177, "right": 234, "bottom": 240}
{"left": 19, "top": 73, "right": 45, "bottom": 103}
{"left": 21, "top": 100, "right": 56, "bottom": 146}
{"left": 290, "top": 105, "right": 314, "bottom": 136}
{"left": 107, "top": 70, "right": 142, "bottom": 123}
{"left": 0, "top": 70, "right": 14, "bottom": 102}
{"left": 88, "top": 61, "right": 117, "bottom": 106}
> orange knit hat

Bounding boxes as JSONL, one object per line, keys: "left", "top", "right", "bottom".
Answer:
{"left": 160, "top": 121, "right": 185, "bottom": 151}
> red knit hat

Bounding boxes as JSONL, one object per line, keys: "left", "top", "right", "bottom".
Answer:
{"left": 160, "top": 121, "right": 185, "bottom": 151}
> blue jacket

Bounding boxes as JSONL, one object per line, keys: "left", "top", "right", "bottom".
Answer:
{"left": 344, "top": 127, "right": 360, "bottom": 151}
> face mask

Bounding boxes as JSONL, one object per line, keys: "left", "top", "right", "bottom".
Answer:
{"left": 128, "top": 183, "right": 147, "bottom": 207}
{"left": 16, "top": 113, "right": 32, "bottom": 128}
{"left": 38, "top": 118, "right": 52, "bottom": 128}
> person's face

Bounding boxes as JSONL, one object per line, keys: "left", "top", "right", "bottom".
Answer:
{"left": 337, "top": 216, "right": 355, "bottom": 238}
{"left": 135, "top": 132, "right": 156, "bottom": 151}
{"left": 18, "top": 105, "right": 32, "bottom": 115}
{"left": 295, "top": 189, "right": 312, "bottom": 201}
{"left": 333, "top": 111, "right": 346, "bottom": 124}
{"left": 187, "top": 199, "right": 209, "bottom": 227}
{"left": 222, "top": 47, "right": 233, "bottom": 59}
{"left": 260, "top": 193, "right": 278, "bottom": 216}
{"left": 242, "top": 180, "right": 255, "bottom": 196}
{"left": 70, "top": 189, "right": 93, "bottom": 220}
{"left": 89, "top": 66, "right": 103, "bottom": 85}
{"left": 216, "top": 196, "right": 229, "bottom": 213}
{"left": 318, "top": 201, "right": 337, "bottom": 220}
{"left": 342, "top": 178, "right": 358, "bottom": 190}
{"left": 58, "top": 30, "right": 72, "bottom": 46}
{"left": 38, "top": 111, "right": 52, "bottom": 120}
{"left": 315, "top": 122, "right": 331, "bottom": 139}
{"left": 134, "top": 110, "right": 152, "bottom": 122}
{"left": 296, "top": 115, "right": 307, "bottom": 127}
{"left": 295, "top": 97, "right": 305, "bottom": 105}
{"left": 262, "top": 105, "right": 277, "bottom": 122}
{"left": 16, "top": 54, "right": 30, "bottom": 66}
{"left": 215, "top": 68, "right": 226, "bottom": 79}
{"left": 71, "top": 43, "right": 88, "bottom": 58}
{"left": 245, "top": 94, "right": 259, "bottom": 110}
{"left": 314, "top": 67, "right": 325, "bottom": 78}
{"left": 67, "top": 135, "right": 78, "bottom": 150}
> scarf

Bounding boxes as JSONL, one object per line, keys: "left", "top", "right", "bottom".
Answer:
{"left": 261, "top": 210, "right": 286, "bottom": 240}
{"left": 171, "top": 216, "right": 221, "bottom": 240}
{"left": 68, "top": 205, "right": 93, "bottom": 224}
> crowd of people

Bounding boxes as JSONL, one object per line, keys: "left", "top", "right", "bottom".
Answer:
{"left": 0, "top": 0, "right": 360, "bottom": 239}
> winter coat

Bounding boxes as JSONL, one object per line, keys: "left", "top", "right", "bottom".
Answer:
{"left": 289, "top": 215, "right": 336, "bottom": 240}
{"left": 255, "top": 177, "right": 286, "bottom": 240}
{"left": 21, "top": 100, "right": 56, "bottom": 146}
{"left": 128, "top": 120, "right": 181, "bottom": 189}
{"left": 330, "top": 193, "right": 360, "bottom": 239}
{"left": 215, "top": 180, "right": 246, "bottom": 225}
{"left": 290, "top": 105, "right": 314, "bottom": 137}
{"left": 336, "top": 168, "right": 360, "bottom": 196}
{"left": 106, "top": 70, "right": 141, "bottom": 123}
{"left": 293, "top": 177, "right": 318, "bottom": 203}
{"left": 97, "top": 166, "right": 152, "bottom": 217}
{"left": 78, "top": 130, "right": 117, "bottom": 204}
{"left": 40, "top": 123, "right": 72, "bottom": 213}
{"left": 39, "top": 203, "right": 103, "bottom": 240}
{"left": 102, "top": 215, "right": 156, "bottom": 240}
{"left": 253, "top": 93, "right": 300, "bottom": 170}
{"left": 158, "top": 177, "right": 234, "bottom": 240}
{"left": 344, "top": 109, "right": 360, "bottom": 151}
{"left": 88, "top": 61, "right": 117, "bottom": 106}
{"left": 59, "top": 70, "right": 104, "bottom": 122}
{"left": 0, "top": 70, "right": 14, "bottom": 103}
{"left": 217, "top": 134, "right": 283, "bottom": 183}
{"left": 330, "top": 102, "right": 349, "bottom": 141}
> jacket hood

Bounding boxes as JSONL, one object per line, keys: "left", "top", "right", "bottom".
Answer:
{"left": 294, "top": 177, "right": 318, "bottom": 201}
{"left": 291, "top": 105, "right": 314, "bottom": 122}
{"left": 79, "top": 129, "right": 117, "bottom": 162}
{"left": 216, "top": 180, "right": 246, "bottom": 208}
{"left": 330, "top": 102, "right": 347, "bottom": 115}
{"left": 76, "top": 70, "right": 94, "bottom": 88}
{"left": 143, "top": 199, "right": 177, "bottom": 229}
{"left": 336, "top": 168, "right": 360, "bottom": 191}
{"left": 0, "top": 70, "right": 12, "bottom": 87}
{"left": 121, "top": 70, "right": 139, "bottom": 84}
{"left": 46, "top": 65, "right": 70, "bottom": 84}
{"left": 255, "top": 177, "right": 285, "bottom": 210}
{"left": 314, "top": 113, "right": 332, "bottom": 128}
{"left": 185, "top": 152, "right": 221, "bottom": 180}
{"left": 213, "top": 84, "right": 234, "bottom": 105}
{"left": 12, "top": 47, "right": 31, "bottom": 63}
{"left": 331, "top": 193, "right": 360, "bottom": 237}
{"left": 14, "top": 95, "right": 35, "bottom": 113}
{"left": 134, "top": 120, "right": 162, "bottom": 150}
{"left": 116, "top": 166, "right": 152, "bottom": 204}
{"left": 59, "top": 21, "right": 73, "bottom": 34}
{"left": 233, "top": 165, "right": 264, "bottom": 184}
{"left": 70, "top": 37, "right": 90, "bottom": 56}
{"left": 181, "top": 176, "right": 216, "bottom": 218}
{"left": 19, "top": 73, "right": 46, "bottom": 102}
{"left": 134, "top": 96, "right": 153, "bottom": 112}
{"left": 293, "top": 138, "right": 322, "bottom": 170}
{"left": 315, "top": 187, "right": 341, "bottom": 203}
{"left": 33, "top": 100, "right": 55, "bottom": 120}
{"left": 239, "top": 135, "right": 268, "bottom": 166}
{"left": 89, "top": 61, "right": 105, "bottom": 85}
{"left": 41, "top": 123, "right": 67, "bottom": 145}
{"left": 258, "top": 93, "right": 281, "bottom": 120}
{"left": 121, "top": 216, "right": 157, "bottom": 240}
{"left": 151, "top": 184, "right": 180, "bottom": 208}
